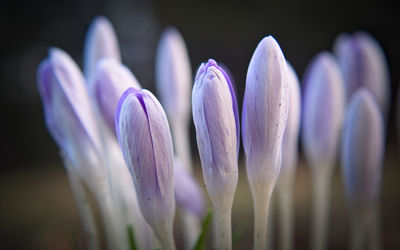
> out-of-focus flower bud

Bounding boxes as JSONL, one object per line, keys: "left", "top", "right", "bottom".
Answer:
{"left": 334, "top": 32, "right": 390, "bottom": 119}
{"left": 84, "top": 16, "right": 121, "bottom": 81}
{"left": 156, "top": 27, "right": 192, "bottom": 120}
{"left": 280, "top": 63, "right": 301, "bottom": 181}
{"left": 242, "top": 36, "right": 289, "bottom": 186}
{"left": 302, "top": 52, "right": 345, "bottom": 171}
{"left": 341, "top": 88, "right": 384, "bottom": 206}
{"left": 91, "top": 58, "right": 141, "bottom": 134}
{"left": 174, "top": 158, "right": 205, "bottom": 216}
{"left": 37, "top": 48, "right": 106, "bottom": 189}
{"left": 116, "top": 88, "right": 176, "bottom": 249}
{"left": 192, "top": 59, "right": 239, "bottom": 208}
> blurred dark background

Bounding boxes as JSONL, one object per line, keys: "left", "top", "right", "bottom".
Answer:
{"left": 1, "top": 0, "right": 399, "bottom": 249}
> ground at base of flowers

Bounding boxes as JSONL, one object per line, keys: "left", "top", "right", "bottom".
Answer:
{"left": 1, "top": 154, "right": 400, "bottom": 250}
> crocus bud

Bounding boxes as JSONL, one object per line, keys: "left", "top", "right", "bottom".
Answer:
{"left": 334, "top": 32, "right": 390, "bottom": 119}
{"left": 192, "top": 59, "right": 239, "bottom": 208}
{"left": 242, "top": 36, "right": 289, "bottom": 186}
{"left": 84, "top": 16, "right": 121, "bottom": 81}
{"left": 174, "top": 158, "right": 205, "bottom": 216}
{"left": 91, "top": 58, "right": 141, "bottom": 134}
{"left": 156, "top": 27, "right": 192, "bottom": 120}
{"left": 280, "top": 63, "right": 301, "bottom": 181}
{"left": 192, "top": 59, "right": 239, "bottom": 250}
{"left": 242, "top": 36, "right": 289, "bottom": 250}
{"left": 37, "top": 48, "right": 105, "bottom": 189}
{"left": 341, "top": 88, "right": 384, "bottom": 206}
{"left": 116, "top": 88, "right": 176, "bottom": 249}
{"left": 302, "top": 52, "right": 345, "bottom": 171}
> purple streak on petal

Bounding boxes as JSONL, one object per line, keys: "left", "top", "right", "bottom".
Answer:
{"left": 136, "top": 91, "right": 148, "bottom": 117}
{"left": 241, "top": 94, "right": 247, "bottom": 144}
{"left": 203, "top": 59, "right": 240, "bottom": 153}
{"left": 115, "top": 87, "right": 140, "bottom": 141}
{"left": 38, "top": 48, "right": 103, "bottom": 161}
{"left": 37, "top": 59, "right": 65, "bottom": 146}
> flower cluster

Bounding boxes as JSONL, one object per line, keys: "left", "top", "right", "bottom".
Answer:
{"left": 38, "top": 16, "right": 389, "bottom": 250}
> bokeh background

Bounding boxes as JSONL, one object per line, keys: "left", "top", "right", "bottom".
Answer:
{"left": 1, "top": 0, "right": 399, "bottom": 249}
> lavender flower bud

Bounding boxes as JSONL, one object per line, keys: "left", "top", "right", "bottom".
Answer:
{"left": 84, "top": 16, "right": 121, "bottom": 81}
{"left": 156, "top": 27, "right": 192, "bottom": 120}
{"left": 91, "top": 58, "right": 141, "bottom": 134}
{"left": 334, "top": 32, "right": 390, "bottom": 118}
{"left": 37, "top": 48, "right": 105, "bottom": 187}
{"left": 174, "top": 158, "right": 205, "bottom": 216}
{"left": 242, "top": 36, "right": 289, "bottom": 184}
{"left": 341, "top": 88, "right": 384, "bottom": 206}
{"left": 280, "top": 63, "right": 301, "bottom": 180}
{"left": 116, "top": 88, "right": 175, "bottom": 248}
{"left": 192, "top": 59, "right": 239, "bottom": 208}
{"left": 302, "top": 52, "right": 345, "bottom": 170}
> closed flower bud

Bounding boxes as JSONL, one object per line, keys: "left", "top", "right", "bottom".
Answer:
{"left": 156, "top": 27, "right": 192, "bottom": 120}
{"left": 276, "top": 63, "right": 301, "bottom": 250}
{"left": 341, "top": 88, "right": 384, "bottom": 206}
{"left": 334, "top": 32, "right": 390, "bottom": 119}
{"left": 91, "top": 58, "right": 141, "bottom": 134}
{"left": 242, "top": 36, "right": 289, "bottom": 250}
{"left": 37, "top": 48, "right": 105, "bottom": 189}
{"left": 116, "top": 88, "right": 176, "bottom": 249}
{"left": 84, "top": 16, "right": 121, "bottom": 81}
{"left": 280, "top": 63, "right": 301, "bottom": 180}
{"left": 242, "top": 36, "right": 289, "bottom": 184}
{"left": 192, "top": 59, "right": 239, "bottom": 206}
{"left": 302, "top": 52, "right": 345, "bottom": 170}
{"left": 302, "top": 52, "right": 345, "bottom": 250}
{"left": 192, "top": 59, "right": 239, "bottom": 250}
{"left": 174, "top": 158, "right": 205, "bottom": 216}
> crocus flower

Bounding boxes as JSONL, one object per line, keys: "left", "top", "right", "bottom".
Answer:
{"left": 90, "top": 58, "right": 141, "bottom": 133}
{"left": 302, "top": 52, "right": 345, "bottom": 170}
{"left": 192, "top": 59, "right": 239, "bottom": 250}
{"left": 334, "top": 31, "right": 390, "bottom": 119}
{"left": 37, "top": 48, "right": 118, "bottom": 250}
{"left": 276, "top": 62, "right": 301, "bottom": 250}
{"left": 37, "top": 47, "right": 105, "bottom": 194}
{"left": 156, "top": 27, "right": 192, "bottom": 122}
{"left": 155, "top": 27, "right": 200, "bottom": 249}
{"left": 116, "top": 88, "right": 176, "bottom": 250}
{"left": 341, "top": 88, "right": 384, "bottom": 250}
{"left": 242, "top": 36, "right": 289, "bottom": 250}
{"left": 84, "top": 16, "right": 121, "bottom": 81}
{"left": 301, "top": 52, "right": 345, "bottom": 250}
{"left": 83, "top": 17, "right": 157, "bottom": 249}
{"left": 279, "top": 63, "right": 301, "bottom": 185}
{"left": 341, "top": 88, "right": 384, "bottom": 207}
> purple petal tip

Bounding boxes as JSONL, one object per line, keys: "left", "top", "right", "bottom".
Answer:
{"left": 115, "top": 87, "right": 141, "bottom": 138}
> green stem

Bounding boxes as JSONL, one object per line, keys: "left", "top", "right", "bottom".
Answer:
{"left": 214, "top": 207, "right": 232, "bottom": 250}
{"left": 253, "top": 190, "right": 273, "bottom": 250}
{"left": 311, "top": 170, "right": 331, "bottom": 250}
{"left": 66, "top": 168, "right": 100, "bottom": 250}
{"left": 155, "top": 224, "right": 176, "bottom": 250}
{"left": 277, "top": 183, "right": 294, "bottom": 250}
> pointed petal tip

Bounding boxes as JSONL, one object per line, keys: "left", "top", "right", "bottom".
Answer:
{"left": 115, "top": 87, "right": 141, "bottom": 137}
